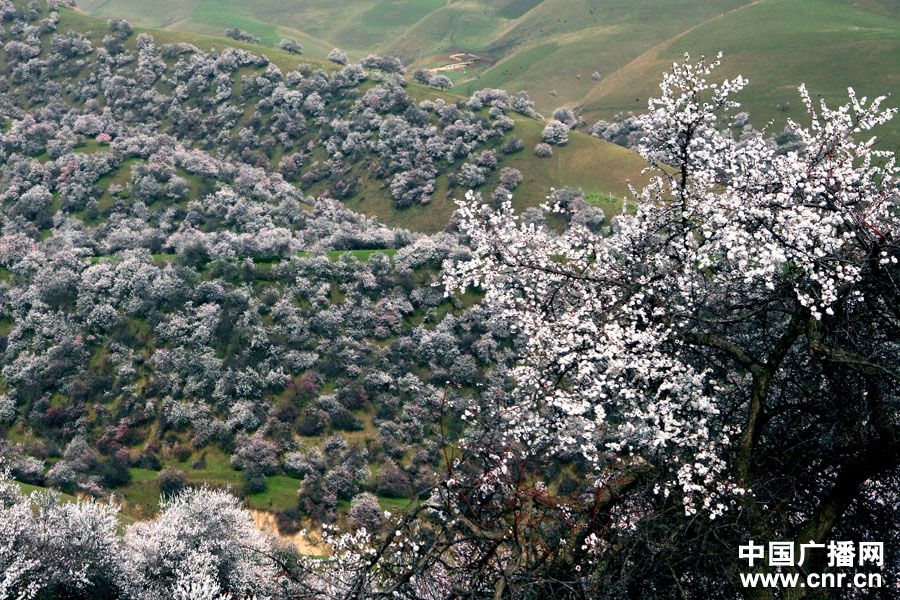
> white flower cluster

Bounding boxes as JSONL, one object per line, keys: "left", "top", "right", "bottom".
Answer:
{"left": 0, "top": 471, "right": 280, "bottom": 600}
{"left": 444, "top": 53, "right": 897, "bottom": 517}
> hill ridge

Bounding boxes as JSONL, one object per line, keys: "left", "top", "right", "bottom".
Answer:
{"left": 74, "top": 0, "right": 899, "bottom": 145}
{"left": 579, "top": 0, "right": 770, "bottom": 111}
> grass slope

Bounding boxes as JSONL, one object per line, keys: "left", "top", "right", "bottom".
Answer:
{"left": 75, "top": 0, "right": 337, "bottom": 58}
{"left": 580, "top": 0, "right": 900, "bottom": 151}
{"left": 59, "top": 7, "right": 335, "bottom": 72}
{"left": 449, "top": 0, "right": 750, "bottom": 107}
{"left": 345, "top": 117, "right": 650, "bottom": 234}
{"left": 59, "top": 6, "right": 650, "bottom": 234}
{"left": 115, "top": 448, "right": 411, "bottom": 521}
{"left": 78, "top": 0, "right": 900, "bottom": 148}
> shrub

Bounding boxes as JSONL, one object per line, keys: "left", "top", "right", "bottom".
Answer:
{"left": 348, "top": 492, "right": 384, "bottom": 532}
{"left": 499, "top": 167, "right": 523, "bottom": 189}
{"left": 275, "top": 507, "right": 303, "bottom": 535}
{"left": 297, "top": 407, "right": 328, "bottom": 436}
{"left": 224, "top": 28, "right": 260, "bottom": 44}
{"left": 139, "top": 453, "right": 162, "bottom": 471}
{"left": 99, "top": 456, "right": 132, "bottom": 488}
{"left": 329, "top": 407, "right": 363, "bottom": 432}
{"left": 172, "top": 443, "right": 193, "bottom": 462}
{"left": 327, "top": 48, "right": 349, "bottom": 65}
{"left": 325, "top": 465, "right": 359, "bottom": 500}
{"left": 552, "top": 107, "right": 578, "bottom": 128}
{"left": 243, "top": 475, "right": 268, "bottom": 495}
{"left": 298, "top": 471, "right": 337, "bottom": 523}
{"left": 158, "top": 468, "right": 187, "bottom": 497}
{"left": 457, "top": 163, "right": 488, "bottom": 188}
{"left": 501, "top": 137, "right": 524, "bottom": 154}
{"left": 375, "top": 459, "right": 414, "bottom": 498}
{"left": 282, "top": 451, "right": 309, "bottom": 478}
{"left": 279, "top": 39, "right": 302, "bottom": 55}
{"left": 46, "top": 462, "right": 80, "bottom": 493}
{"left": 231, "top": 435, "right": 278, "bottom": 477}
{"left": 541, "top": 119, "right": 570, "bottom": 145}
{"left": 534, "top": 143, "right": 553, "bottom": 157}
{"left": 431, "top": 75, "right": 452, "bottom": 90}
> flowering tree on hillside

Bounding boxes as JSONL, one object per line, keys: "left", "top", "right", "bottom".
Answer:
{"left": 443, "top": 54, "right": 899, "bottom": 595}
{"left": 0, "top": 26, "right": 896, "bottom": 596}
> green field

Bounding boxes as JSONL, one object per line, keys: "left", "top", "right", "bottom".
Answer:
{"left": 12, "top": 480, "right": 78, "bottom": 502}
{"left": 75, "top": 0, "right": 336, "bottom": 58}
{"left": 580, "top": 0, "right": 900, "bottom": 151}
{"left": 11, "top": 464, "right": 408, "bottom": 527}
{"left": 76, "top": 0, "right": 900, "bottom": 146}
{"left": 116, "top": 450, "right": 304, "bottom": 518}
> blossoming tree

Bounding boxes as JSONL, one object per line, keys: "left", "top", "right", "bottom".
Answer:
{"left": 443, "top": 54, "right": 899, "bottom": 595}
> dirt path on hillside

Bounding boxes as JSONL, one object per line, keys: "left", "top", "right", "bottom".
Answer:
{"left": 429, "top": 52, "right": 483, "bottom": 73}
{"left": 250, "top": 509, "right": 330, "bottom": 555}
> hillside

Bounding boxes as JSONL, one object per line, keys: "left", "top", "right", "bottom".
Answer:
{"left": 75, "top": 0, "right": 900, "bottom": 148}
{"left": 2, "top": 0, "right": 899, "bottom": 597}
{"left": 0, "top": 0, "right": 634, "bottom": 530}
{"left": 56, "top": 6, "right": 648, "bottom": 234}
{"left": 579, "top": 0, "right": 900, "bottom": 151}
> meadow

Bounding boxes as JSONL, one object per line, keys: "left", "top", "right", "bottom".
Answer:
{"left": 76, "top": 0, "right": 900, "bottom": 147}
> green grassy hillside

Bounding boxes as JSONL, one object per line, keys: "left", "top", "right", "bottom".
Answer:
{"left": 58, "top": 7, "right": 334, "bottom": 71}
{"left": 76, "top": 0, "right": 900, "bottom": 147}
{"left": 344, "top": 118, "right": 649, "bottom": 234}
{"left": 76, "top": 0, "right": 338, "bottom": 57}
{"left": 445, "top": 0, "right": 750, "bottom": 108}
{"left": 59, "top": 6, "right": 649, "bottom": 234}
{"left": 580, "top": 0, "right": 900, "bottom": 151}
